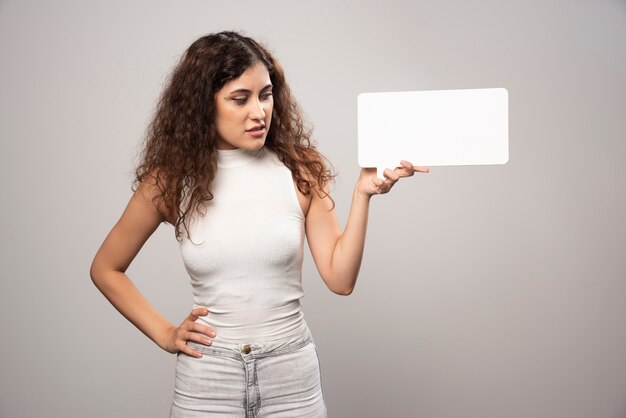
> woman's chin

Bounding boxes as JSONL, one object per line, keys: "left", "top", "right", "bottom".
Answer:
{"left": 242, "top": 138, "right": 266, "bottom": 150}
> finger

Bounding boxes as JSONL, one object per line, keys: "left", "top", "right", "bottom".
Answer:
{"left": 190, "top": 322, "right": 216, "bottom": 338}
{"left": 192, "top": 307, "right": 209, "bottom": 316}
{"left": 181, "top": 329, "right": 211, "bottom": 346}
{"left": 383, "top": 168, "right": 400, "bottom": 182}
{"left": 399, "top": 160, "right": 414, "bottom": 169}
{"left": 174, "top": 338, "right": 204, "bottom": 358}
{"left": 181, "top": 344, "right": 204, "bottom": 358}
{"left": 399, "top": 161, "right": 430, "bottom": 174}
{"left": 398, "top": 160, "right": 415, "bottom": 176}
{"left": 186, "top": 331, "right": 213, "bottom": 346}
{"left": 189, "top": 307, "right": 209, "bottom": 320}
{"left": 376, "top": 178, "right": 391, "bottom": 194}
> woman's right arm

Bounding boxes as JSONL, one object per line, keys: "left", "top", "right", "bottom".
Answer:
{"left": 89, "top": 174, "right": 215, "bottom": 358}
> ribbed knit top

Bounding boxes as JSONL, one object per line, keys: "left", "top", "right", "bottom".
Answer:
{"left": 179, "top": 147, "right": 307, "bottom": 342}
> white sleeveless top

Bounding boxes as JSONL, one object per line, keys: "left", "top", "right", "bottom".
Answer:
{"left": 179, "top": 146, "right": 308, "bottom": 342}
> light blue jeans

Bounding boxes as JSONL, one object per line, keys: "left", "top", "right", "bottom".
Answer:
{"left": 169, "top": 327, "right": 327, "bottom": 417}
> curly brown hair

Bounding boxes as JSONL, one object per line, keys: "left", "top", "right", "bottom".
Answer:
{"left": 132, "top": 31, "right": 336, "bottom": 241}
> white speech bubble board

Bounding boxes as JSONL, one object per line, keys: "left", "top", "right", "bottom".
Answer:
{"left": 358, "top": 87, "right": 509, "bottom": 178}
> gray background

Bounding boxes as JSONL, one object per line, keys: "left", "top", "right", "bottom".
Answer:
{"left": 1, "top": 1, "right": 625, "bottom": 417}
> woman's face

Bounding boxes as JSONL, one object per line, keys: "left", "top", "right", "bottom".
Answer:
{"left": 213, "top": 62, "right": 273, "bottom": 150}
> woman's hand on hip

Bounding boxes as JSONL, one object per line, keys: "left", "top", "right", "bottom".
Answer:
{"left": 356, "top": 160, "right": 429, "bottom": 198}
{"left": 161, "top": 307, "right": 216, "bottom": 358}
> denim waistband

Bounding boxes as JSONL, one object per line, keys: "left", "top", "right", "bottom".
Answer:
{"left": 186, "top": 324, "right": 313, "bottom": 361}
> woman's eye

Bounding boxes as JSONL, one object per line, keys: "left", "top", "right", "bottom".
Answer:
{"left": 230, "top": 92, "right": 271, "bottom": 105}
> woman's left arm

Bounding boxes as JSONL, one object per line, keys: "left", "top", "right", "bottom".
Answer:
{"left": 305, "top": 161, "right": 429, "bottom": 295}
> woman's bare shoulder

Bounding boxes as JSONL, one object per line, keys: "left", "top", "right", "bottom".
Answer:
{"left": 135, "top": 171, "right": 177, "bottom": 225}
{"left": 90, "top": 173, "right": 172, "bottom": 276}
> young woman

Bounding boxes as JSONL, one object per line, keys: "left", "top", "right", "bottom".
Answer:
{"left": 90, "top": 31, "right": 428, "bottom": 417}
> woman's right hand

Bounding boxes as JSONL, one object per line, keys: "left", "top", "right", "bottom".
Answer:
{"left": 161, "top": 307, "right": 216, "bottom": 358}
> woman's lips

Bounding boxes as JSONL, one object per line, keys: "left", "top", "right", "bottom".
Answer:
{"left": 246, "top": 127, "right": 266, "bottom": 137}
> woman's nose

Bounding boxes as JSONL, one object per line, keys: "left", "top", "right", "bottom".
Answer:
{"left": 249, "top": 99, "right": 265, "bottom": 120}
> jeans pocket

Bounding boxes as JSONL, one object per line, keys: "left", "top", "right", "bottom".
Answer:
{"left": 172, "top": 348, "right": 246, "bottom": 414}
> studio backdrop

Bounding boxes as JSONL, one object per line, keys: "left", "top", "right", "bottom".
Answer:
{"left": 1, "top": 1, "right": 625, "bottom": 417}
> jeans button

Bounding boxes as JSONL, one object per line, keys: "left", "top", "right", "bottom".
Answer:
{"left": 242, "top": 344, "right": 251, "bottom": 354}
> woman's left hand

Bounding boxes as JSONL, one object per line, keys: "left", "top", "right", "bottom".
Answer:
{"left": 356, "top": 160, "right": 429, "bottom": 197}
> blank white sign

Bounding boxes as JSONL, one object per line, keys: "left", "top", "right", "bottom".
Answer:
{"left": 358, "top": 88, "right": 509, "bottom": 177}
